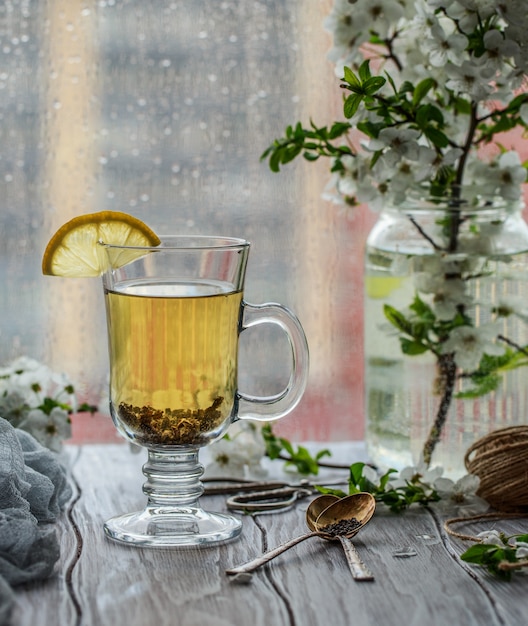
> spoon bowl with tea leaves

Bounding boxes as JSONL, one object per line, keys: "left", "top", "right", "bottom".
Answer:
{"left": 225, "top": 492, "right": 375, "bottom": 579}
{"left": 306, "top": 493, "right": 375, "bottom": 581}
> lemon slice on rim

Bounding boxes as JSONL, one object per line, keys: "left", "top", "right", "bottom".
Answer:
{"left": 42, "top": 211, "right": 161, "bottom": 277}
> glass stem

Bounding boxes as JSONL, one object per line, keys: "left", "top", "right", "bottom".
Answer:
{"left": 142, "top": 447, "right": 204, "bottom": 508}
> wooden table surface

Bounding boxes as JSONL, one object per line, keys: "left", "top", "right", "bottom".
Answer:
{"left": 9, "top": 444, "right": 527, "bottom": 626}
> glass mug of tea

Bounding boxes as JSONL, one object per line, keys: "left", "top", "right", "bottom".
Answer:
{"left": 101, "top": 236, "right": 309, "bottom": 547}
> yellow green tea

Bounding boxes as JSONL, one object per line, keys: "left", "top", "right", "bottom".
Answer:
{"left": 105, "top": 280, "right": 242, "bottom": 445}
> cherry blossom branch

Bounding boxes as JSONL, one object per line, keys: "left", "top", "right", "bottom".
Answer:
{"left": 497, "top": 334, "right": 528, "bottom": 357}
{"left": 407, "top": 215, "right": 446, "bottom": 251}
{"left": 422, "top": 353, "right": 458, "bottom": 466}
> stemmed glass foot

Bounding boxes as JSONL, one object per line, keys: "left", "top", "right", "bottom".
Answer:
{"left": 103, "top": 447, "right": 242, "bottom": 547}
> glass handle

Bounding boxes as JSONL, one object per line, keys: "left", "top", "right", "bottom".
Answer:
{"left": 235, "top": 301, "right": 309, "bottom": 421}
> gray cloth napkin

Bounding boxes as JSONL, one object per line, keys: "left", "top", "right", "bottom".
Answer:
{"left": 0, "top": 417, "right": 72, "bottom": 622}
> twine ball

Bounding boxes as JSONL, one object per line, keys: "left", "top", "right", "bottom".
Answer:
{"left": 464, "top": 425, "right": 528, "bottom": 512}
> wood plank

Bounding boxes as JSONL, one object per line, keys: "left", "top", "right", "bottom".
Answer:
{"left": 8, "top": 444, "right": 528, "bottom": 626}
{"left": 69, "top": 445, "right": 290, "bottom": 626}
{"left": 441, "top": 514, "right": 528, "bottom": 626}
{"left": 238, "top": 506, "right": 506, "bottom": 626}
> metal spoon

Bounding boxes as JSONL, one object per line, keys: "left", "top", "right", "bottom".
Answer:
{"left": 306, "top": 494, "right": 375, "bottom": 581}
{"left": 225, "top": 493, "right": 375, "bottom": 577}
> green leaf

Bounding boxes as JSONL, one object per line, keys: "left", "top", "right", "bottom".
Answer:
{"left": 485, "top": 115, "right": 518, "bottom": 137}
{"left": 369, "top": 150, "right": 382, "bottom": 169}
{"left": 315, "top": 485, "right": 348, "bottom": 498}
{"left": 283, "top": 445, "right": 321, "bottom": 474}
{"left": 400, "top": 338, "right": 429, "bottom": 355}
{"left": 77, "top": 402, "right": 98, "bottom": 414}
{"left": 330, "top": 160, "right": 345, "bottom": 173}
{"left": 293, "top": 122, "right": 305, "bottom": 138}
{"left": 410, "top": 295, "right": 436, "bottom": 322}
{"left": 262, "top": 424, "right": 333, "bottom": 475}
{"left": 328, "top": 121, "right": 352, "bottom": 139}
{"left": 410, "top": 321, "right": 427, "bottom": 341}
{"left": 281, "top": 145, "right": 302, "bottom": 165}
{"left": 423, "top": 126, "right": 450, "bottom": 148}
{"left": 269, "top": 149, "right": 283, "bottom": 173}
{"left": 413, "top": 78, "right": 436, "bottom": 105}
{"left": 378, "top": 469, "right": 397, "bottom": 491}
{"left": 260, "top": 145, "right": 274, "bottom": 161}
{"left": 363, "top": 76, "right": 386, "bottom": 96}
{"left": 261, "top": 424, "right": 283, "bottom": 459}
{"left": 456, "top": 347, "right": 528, "bottom": 398}
{"left": 358, "top": 59, "right": 372, "bottom": 82}
{"left": 399, "top": 81, "right": 414, "bottom": 95}
{"left": 507, "top": 93, "right": 528, "bottom": 110}
{"left": 344, "top": 93, "right": 364, "bottom": 118}
{"left": 280, "top": 437, "right": 295, "bottom": 456}
{"left": 357, "top": 120, "right": 384, "bottom": 138}
{"left": 456, "top": 373, "right": 501, "bottom": 398}
{"left": 316, "top": 449, "right": 332, "bottom": 462}
{"left": 453, "top": 96, "right": 472, "bottom": 115}
{"left": 385, "top": 71, "right": 398, "bottom": 94}
{"left": 343, "top": 66, "right": 361, "bottom": 88}
{"left": 383, "top": 304, "right": 413, "bottom": 335}
{"left": 460, "top": 544, "right": 514, "bottom": 580}
{"left": 349, "top": 462, "right": 366, "bottom": 485}
{"left": 416, "top": 104, "right": 444, "bottom": 128}
{"left": 38, "top": 396, "right": 72, "bottom": 415}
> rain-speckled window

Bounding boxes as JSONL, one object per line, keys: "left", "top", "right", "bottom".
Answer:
{"left": 0, "top": 0, "right": 370, "bottom": 443}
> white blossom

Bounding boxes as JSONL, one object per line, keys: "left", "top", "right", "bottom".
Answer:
{"left": 482, "top": 29, "right": 520, "bottom": 71}
{"left": 316, "top": 0, "right": 528, "bottom": 208}
{"left": 17, "top": 407, "right": 72, "bottom": 453}
{"left": 324, "top": 2, "right": 370, "bottom": 70}
{"left": 493, "top": 151, "right": 527, "bottom": 201}
{"left": 387, "top": 457, "right": 443, "bottom": 490}
{"left": 476, "top": 529, "right": 503, "bottom": 546}
{"left": 0, "top": 357, "right": 78, "bottom": 452}
{"left": 520, "top": 103, "right": 528, "bottom": 125}
{"left": 493, "top": 296, "right": 528, "bottom": 324}
{"left": 512, "top": 540, "right": 528, "bottom": 558}
{"left": 427, "top": 0, "right": 457, "bottom": 9}
{"left": 415, "top": 274, "right": 473, "bottom": 320}
{"left": 502, "top": 2, "right": 528, "bottom": 73}
{"left": 362, "top": 464, "right": 381, "bottom": 486}
{"left": 442, "top": 323, "right": 505, "bottom": 370}
{"left": 205, "top": 421, "right": 267, "bottom": 479}
{"left": 367, "top": 128, "right": 421, "bottom": 166}
{"left": 423, "top": 23, "right": 468, "bottom": 67}
{"left": 0, "top": 356, "right": 76, "bottom": 410}
{"left": 464, "top": 151, "right": 526, "bottom": 202}
{"left": 445, "top": 61, "right": 494, "bottom": 101}
{"left": 455, "top": 0, "right": 499, "bottom": 20}
{"left": 434, "top": 474, "right": 489, "bottom": 516}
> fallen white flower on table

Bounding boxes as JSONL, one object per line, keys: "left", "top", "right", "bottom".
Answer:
{"left": 387, "top": 457, "right": 443, "bottom": 492}
{"left": 512, "top": 540, "right": 528, "bottom": 558}
{"left": 434, "top": 474, "right": 489, "bottom": 516}
{"left": 205, "top": 421, "right": 267, "bottom": 479}
{"left": 476, "top": 529, "right": 503, "bottom": 546}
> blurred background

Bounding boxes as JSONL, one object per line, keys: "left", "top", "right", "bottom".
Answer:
{"left": 0, "top": 0, "right": 374, "bottom": 444}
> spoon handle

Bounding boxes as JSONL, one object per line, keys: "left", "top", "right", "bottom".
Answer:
{"left": 338, "top": 536, "right": 375, "bottom": 582}
{"left": 225, "top": 531, "right": 319, "bottom": 575}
